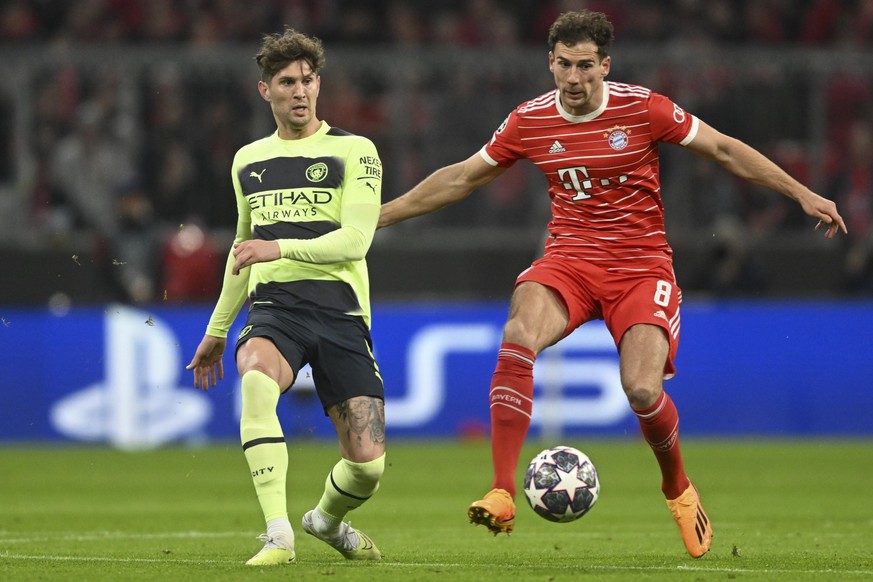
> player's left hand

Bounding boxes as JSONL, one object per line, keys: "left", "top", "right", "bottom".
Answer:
{"left": 814, "top": 216, "right": 848, "bottom": 238}
{"left": 232, "top": 240, "right": 281, "bottom": 274}
{"left": 186, "top": 335, "right": 227, "bottom": 391}
{"left": 800, "top": 193, "right": 847, "bottom": 239}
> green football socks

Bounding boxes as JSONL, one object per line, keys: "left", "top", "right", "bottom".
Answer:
{"left": 317, "top": 454, "right": 386, "bottom": 521}
{"left": 240, "top": 370, "right": 288, "bottom": 522}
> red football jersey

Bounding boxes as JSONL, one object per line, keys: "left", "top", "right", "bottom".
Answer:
{"left": 481, "top": 81, "right": 699, "bottom": 268}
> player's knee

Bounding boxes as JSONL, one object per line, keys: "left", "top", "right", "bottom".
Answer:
{"left": 503, "top": 315, "right": 562, "bottom": 352}
{"left": 623, "top": 383, "right": 660, "bottom": 410}
{"left": 502, "top": 317, "right": 535, "bottom": 346}
{"left": 241, "top": 370, "right": 280, "bottom": 418}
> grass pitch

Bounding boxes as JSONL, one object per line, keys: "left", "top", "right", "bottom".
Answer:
{"left": 1, "top": 438, "right": 871, "bottom": 581}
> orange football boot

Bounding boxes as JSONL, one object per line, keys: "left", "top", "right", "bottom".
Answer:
{"left": 666, "top": 483, "right": 712, "bottom": 558}
{"left": 468, "top": 488, "right": 516, "bottom": 535}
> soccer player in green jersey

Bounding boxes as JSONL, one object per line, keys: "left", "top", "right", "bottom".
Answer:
{"left": 187, "top": 27, "right": 385, "bottom": 566}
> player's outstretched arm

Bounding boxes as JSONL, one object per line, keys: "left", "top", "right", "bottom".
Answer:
{"left": 378, "top": 152, "right": 506, "bottom": 228}
{"left": 186, "top": 335, "right": 227, "bottom": 391}
{"left": 686, "top": 120, "right": 848, "bottom": 238}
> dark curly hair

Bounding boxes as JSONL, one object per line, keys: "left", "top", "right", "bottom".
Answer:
{"left": 255, "top": 25, "right": 326, "bottom": 82}
{"left": 548, "top": 10, "right": 615, "bottom": 59}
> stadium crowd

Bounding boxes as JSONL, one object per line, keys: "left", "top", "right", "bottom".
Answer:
{"left": 3, "top": 0, "right": 873, "bottom": 47}
{"left": 2, "top": 0, "right": 872, "bottom": 303}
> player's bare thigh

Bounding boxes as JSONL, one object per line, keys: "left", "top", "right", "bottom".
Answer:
{"left": 502, "top": 281, "right": 569, "bottom": 354}
{"left": 328, "top": 396, "right": 386, "bottom": 463}
{"left": 618, "top": 324, "right": 669, "bottom": 409}
{"left": 236, "top": 336, "right": 296, "bottom": 391}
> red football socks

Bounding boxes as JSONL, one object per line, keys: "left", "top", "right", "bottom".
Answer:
{"left": 489, "top": 342, "right": 536, "bottom": 497}
{"left": 632, "top": 390, "right": 691, "bottom": 499}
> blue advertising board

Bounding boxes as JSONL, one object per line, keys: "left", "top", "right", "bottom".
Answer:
{"left": 0, "top": 301, "right": 870, "bottom": 447}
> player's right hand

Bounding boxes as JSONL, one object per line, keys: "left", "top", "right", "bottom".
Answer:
{"left": 186, "top": 335, "right": 227, "bottom": 390}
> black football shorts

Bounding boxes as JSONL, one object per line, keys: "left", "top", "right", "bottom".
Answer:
{"left": 236, "top": 304, "right": 384, "bottom": 413}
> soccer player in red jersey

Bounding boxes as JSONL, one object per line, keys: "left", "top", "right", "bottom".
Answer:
{"left": 378, "top": 10, "right": 846, "bottom": 558}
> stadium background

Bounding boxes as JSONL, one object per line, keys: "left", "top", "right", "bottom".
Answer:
{"left": 0, "top": 0, "right": 872, "bottom": 446}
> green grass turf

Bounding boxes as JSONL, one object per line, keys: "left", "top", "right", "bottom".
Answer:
{"left": 1, "top": 439, "right": 871, "bottom": 581}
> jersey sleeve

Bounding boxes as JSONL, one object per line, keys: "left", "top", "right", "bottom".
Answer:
{"left": 648, "top": 91, "right": 699, "bottom": 147}
{"left": 277, "top": 137, "right": 381, "bottom": 263}
{"left": 204, "top": 154, "right": 253, "bottom": 338}
{"left": 479, "top": 109, "right": 524, "bottom": 168}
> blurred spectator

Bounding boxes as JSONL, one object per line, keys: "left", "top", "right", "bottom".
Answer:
{"left": 138, "top": 0, "right": 187, "bottom": 42}
{"left": 832, "top": 120, "right": 873, "bottom": 293}
{"left": 108, "top": 180, "right": 162, "bottom": 304}
{"left": 799, "top": 0, "right": 873, "bottom": 45}
{"left": 191, "top": 84, "right": 253, "bottom": 228}
{"left": 161, "top": 222, "right": 222, "bottom": 302}
{"left": 668, "top": 156, "right": 742, "bottom": 230}
{"left": 530, "top": 0, "right": 625, "bottom": 45}
{"left": 386, "top": 0, "right": 427, "bottom": 47}
{"left": 431, "top": 9, "right": 465, "bottom": 46}
{"left": 855, "top": 0, "right": 873, "bottom": 45}
{"left": 29, "top": 66, "right": 79, "bottom": 230}
{"left": 702, "top": 0, "right": 742, "bottom": 44}
{"left": 189, "top": 10, "right": 223, "bottom": 46}
{"left": 47, "top": 100, "right": 135, "bottom": 239}
{"left": 692, "top": 215, "right": 768, "bottom": 297}
{"left": 55, "top": 0, "right": 138, "bottom": 43}
{"left": 2, "top": 0, "right": 871, "bottom": 304}
{"left": 272, "top": 0, "right": 338, "bottom": 42}
{"left": 0, "top": 0, "right": 39, "bottom": 41}
{"left": 0, "top": 92, "right": 12, "bottom": 182}
{"left": 622, "top": 0, "right": 670, "bottom": 43}
{"left": 825, "top": 72, "right": 873, "bottom": 151}
{"left": 318, "top": 66, "right": 389, "bottom": 139}
{"left": 332, "top": 0, "right": 382, "bottom": 43}
{"left": 446, "top": 0, "right": 523, "bottom": 47}
{"left": 150, "top": 139, "right": 200, "bottom": 227}
{"left": 1, "top": 0, "right": 873, "bottom": 48}
{"left": 142, "top": 92, "right": 185, "bottom": 221}
{"left": 838, "top": 120, "right": 873, "bottom": 235}
{"left": 33, "top": 66, "right": 140, "bottom": 234}
{"left": 142, "top": 64, "right": 246, "bottom": 229}
{"left": 742, "top": 0, "right": 789, "bottom": 45}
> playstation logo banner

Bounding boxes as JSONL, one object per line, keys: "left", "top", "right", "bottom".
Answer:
{"left": 0, "top": 301, "right": 871, "bottom": 446}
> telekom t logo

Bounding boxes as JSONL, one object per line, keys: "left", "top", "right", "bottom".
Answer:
{"left": 558, "top": 165, "right": 629, "bottom": 200}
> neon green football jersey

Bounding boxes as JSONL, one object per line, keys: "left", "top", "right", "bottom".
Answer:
{"left": 206, "top": 122, "right": 382, "bottom": 336}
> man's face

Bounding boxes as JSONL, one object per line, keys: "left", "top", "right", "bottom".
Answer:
{"left": 258, "top": 60, "right": 320, "bottom": 137}
{"left": 549, "top": 41, "right": 610, "bottom": 116}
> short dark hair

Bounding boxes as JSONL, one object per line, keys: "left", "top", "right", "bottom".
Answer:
{"left": 255, "top": 26, "right": 326, "bottom": 82}
{"left": 548, "top": 10, "right": 615, "bottom": 59}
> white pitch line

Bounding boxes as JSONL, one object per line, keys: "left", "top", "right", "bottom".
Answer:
{"left": 0, "top": 553, "right": 238, "bottom": 565}
{"left": 0, "top": 531, "right": 249, "bottom": 544}
{"left": 1, "top": 554, "right": 872, "bottom": 576}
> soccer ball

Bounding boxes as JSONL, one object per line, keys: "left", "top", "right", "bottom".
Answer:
{"left": 523, "top": 445, "right": 600, "bottom": 523}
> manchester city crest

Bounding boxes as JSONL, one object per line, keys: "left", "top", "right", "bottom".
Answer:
{"left": 305, "top": 161, "right": 329, "bottom": 182}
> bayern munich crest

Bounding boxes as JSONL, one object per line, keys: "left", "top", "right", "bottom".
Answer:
{"left": 605, "top": 126, "right": 630, "bottom": 151}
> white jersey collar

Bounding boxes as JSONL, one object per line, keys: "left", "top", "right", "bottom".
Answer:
{"left": 555, "top": 81, "right": 610, "bottom": 122}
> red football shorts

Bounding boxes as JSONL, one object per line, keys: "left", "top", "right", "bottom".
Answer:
{"left": 516, "top": 255, "right": 681, "bottom": 378}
